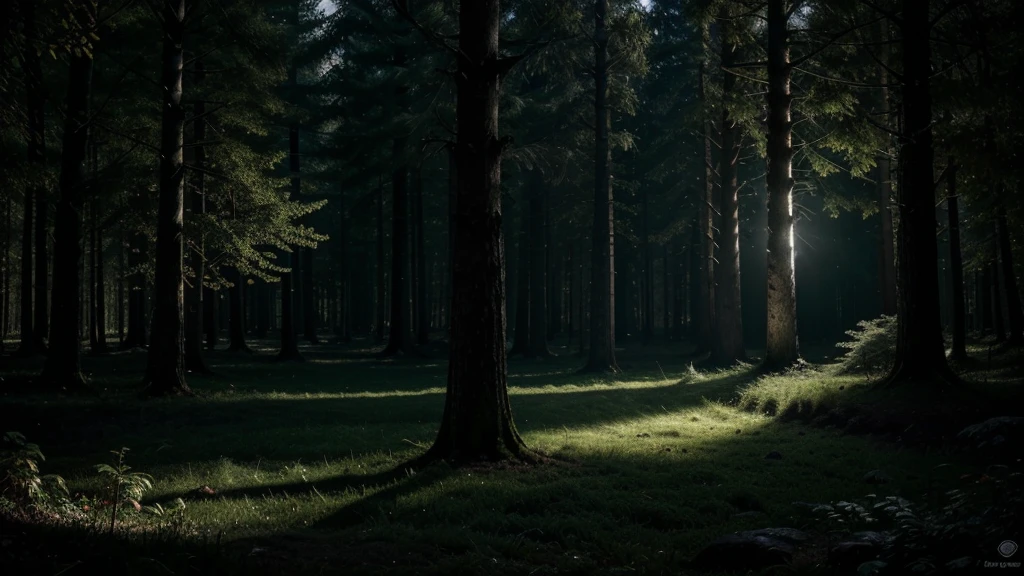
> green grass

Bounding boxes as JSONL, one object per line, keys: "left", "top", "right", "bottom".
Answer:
{"left": 1, "top": 338, "right": 1018, "bottom": 575}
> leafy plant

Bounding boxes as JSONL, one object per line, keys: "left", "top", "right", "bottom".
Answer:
{"left": 94, "top": 448, "right": 153, "bottom": 534}
{"left": 0, "top": 431, "right": 68, "bottom": 510}
{"left": 835, "top": 315, "right": 896, "bottom": 376}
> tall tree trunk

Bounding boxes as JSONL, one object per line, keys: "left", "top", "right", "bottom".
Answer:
{"left": 662, "top": 243, "right": 669, "bottom": 338}
{"left": 184, "top": 59, "right": 209, "bottom": 373}
{"left": 302, "top": 246, "right": 318, "bottom": 343}
{"left": 641, "top": 183, "right": 653, "bottom": 344}
{"left": 425, "top": 0, "right": 529, "bottom": 463}
{"left": 20, "top": 0, "right": 48, "bottom": 354}
{"left": 338, "top": 185, "right": 351, "bottom": 341}
{"left": 996, "top": 206, "right": 1024, "bottom": 344}
{"left": 278, "top": 55, "right": 303, "bottom": 361}
{"left": 117, "top": 196, "right": 124, "bottom": 345}
{"left": 376, "top": 180, "right": 386, "bottom": 342}
{"left": 583, "top": 0, "right": 619, "bottom": 373}
{"left": 414, "top": 165, "right": 429, "bottom": 345}
{"left": 694, "top": 17, "right": 715, "bottom": 355}
{"left": 547, "top": 206, "right": 562, "bottom": 340}
{"left": 528, "top": 169, "right": 550, "bottom": 357}
{"left": 710, "top": 7, "right": 745, "bottom": 366}
{"left": 91, "top": 143, "right": 107, "bottom": 354}
{"left": 226, "top": 267, "right": 251, "bottom": 352}
{"left": 382, "top": 72, "right": 412, "bottom": 355}
{"left": 763, "top": 0, "right": 799, "bottom": 371}
{"left": 143, "top": 0, "right": 191, "bottom": 396}
{"left": 510, "top": 194, "right": 530, "bottom": 355}
{"left": 89, "top": 200, "right": 99, "bottom": 351}
{"left": 2, "top": 194, "right": 9, "bottom": 348}
{"left": 884, "top": 0, "right": 956, "bottom": 387}
{"left": 990, "top": 239, "right": 1005, "bottom": 343}
{"left": 877, "top": 19, "right": 897, "bottom": 317}
{"left": 40, "top": 9, "right": 94, "bottom": 391}
{"left": 946, "top": 158, "right": 967, "bottom": 361}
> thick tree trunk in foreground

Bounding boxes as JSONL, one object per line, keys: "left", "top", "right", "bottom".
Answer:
{"left": 528, "top": 169, "right": 550, "bottom": 357}
{"left": 946, "top": 159, "right": 967, "bottom": 361}
{"left": 710, "top": 9, "right": 745, "bottom": 366}
{"left": 883, "top": 0, "right": 956, "bottom": 387}
{"left": 763, "top": 0, "right": 799, "bottom": 371}
{"left": 583, "top": 0, "right": 619, "bottom": 374}
{"left": 425, "top": 0, "right": 528, "bottom": 463}
{"left": 143, "top": 0, "right": 192, "bottom": 396}
{"left": 40, "top": 21, "right": 94, "bottom": 391}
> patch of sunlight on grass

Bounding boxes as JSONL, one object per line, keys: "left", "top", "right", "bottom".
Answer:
{"left": 737, "top": 364, "right": 870, "bottom": 417}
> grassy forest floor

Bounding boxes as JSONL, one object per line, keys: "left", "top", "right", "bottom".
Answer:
{"left": 1, "top": 337, "right": 1022, "bottom": 575}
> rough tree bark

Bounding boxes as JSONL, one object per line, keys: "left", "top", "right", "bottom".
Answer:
{"left": 39, "top": 8, "right": 94, "bottom": 391}
{"left": 883, "top": 0, "right": 957, "bottom": 388}
{"left": 582, "top": 0, "right": 619, "bottom": 373}
{"left": 142, "top": 0, "right": 192, "bottom": 396}
{"left": 946, "top": 158, "right": 967, "bottom": 362}
{"left": 422, "top": 0, "right": 530, "bottom": 463}
{"left": 694, "top": 16, "right": 715, "bottom": 355}
{"left": 710, "top": 7, "right": 745, "bottom": 366}
{"left": 763, "top": 0, "right": 800, "bottom": 371}
{"left": 877, "top": 19, "right": 897, "bottom": 317}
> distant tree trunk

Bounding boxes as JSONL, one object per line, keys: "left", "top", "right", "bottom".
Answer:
{"left": 424, "top": 0, "right": 529, "bottom": 463}
{"left": 877, "top": 19, "right": 897, "bottom": 317}
{"left": 185, "top": 59, "right": 209, "bottom": 373}
{"left": 278, "top": 56, "right": 303, "bottom": 361}
{"left": 226, "top": 267, "right": 251, "bottom": 353}
{"left": 641, "top": 183, "right": 653, "bottom": 344}
{"left": 583, "top": 0, "right": 619, "bottom": 374}
{"left": 884, "top": 0, "right": 956, "bottom": 388}
{"left": 89, "top": 201, "right": 99, "bottom": 352}
{"left": 302, "top": 246, "right": 318, "bottom": 343}
{"left": 204, "top": 286, "right": 217, "bottom": 349}
{"left": 946, "top": 159, "right": 967, "bottom": 361}
{"left": 40, "top": 11, "right": 93, "bottom": 391}
{"left": 510, "top": 194, "right": 530, "bottom": 355}
{"left": 710, "top": 7, "right": 745, "bottom": 366}
{"left": 694, "top": 17, "right": 715, "bottom": 355}
{"left": 996, "top": 206, "right": 1024, "bottom": 344}
{"left": 143, "top": 0, "right": 192, "bottom": 396}
{"left": 91, "top": 146, "right": 107, "bottom": 354}
{"left": 338, "top": 186, "right": 351, "bottom": 341}
{"left": 446, "top": 147, "right": 457, "bottom": 331}
{"left": 528, "top": 169, "right": 550, "bottom": 358}
{"left": 763, "top": 0, "right": 799, "bottom": 371}
{"left": 990, "top": 240, "right": 1005, "bottom": 343}
{"left": 117, "top": 199, "right": 124, "bottom": 345}
{"left": 376, "top": 180, "right": 386, "bottom": 342}
{"left": 19, "top": 0, "right": 48, "bottom": 354}
{"left": 382, "top": 76, "right": 412, "bottom": 355}
{"left": 2, "top": 194, "right": 9, "bottom": 348}
{"left": 547, "top": 208, "right": 562, "bottom": 340}
{"left": 662, "top": 243, "right": 669, "bottom": 338}
{"left": 566, "top": 242, "right": 574, "bottom": 340}
{"left": 414, "top": 165, "right": 429, "bottom": 345}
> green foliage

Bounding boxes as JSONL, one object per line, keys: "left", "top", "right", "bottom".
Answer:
{"left": 94, "top": 447, "right": 153, "bottom": 532}
{"left": 836, "top": 315, "right": 897, "bottom": 377}
{"left": 808, "top": 463, "right": 1024, "bottom": 576}
{"left": 0, "top": 432, "right": 68, "bottom": 510}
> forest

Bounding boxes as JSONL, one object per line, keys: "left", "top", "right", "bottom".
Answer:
{"left": 1, "top": 0, "right": 1023, "bottom": 574}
